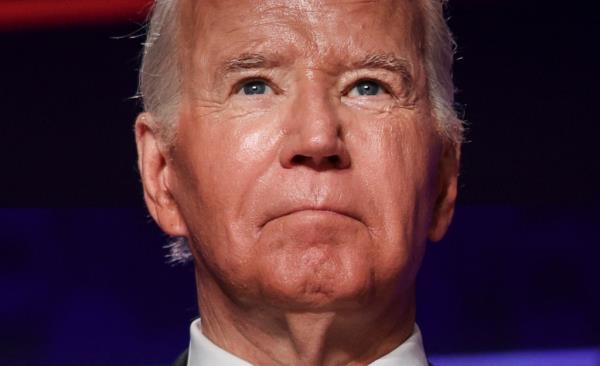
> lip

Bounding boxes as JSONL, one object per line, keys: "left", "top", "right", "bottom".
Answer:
{"left": 260, "top": 205, "right": 362, "bottom": 228}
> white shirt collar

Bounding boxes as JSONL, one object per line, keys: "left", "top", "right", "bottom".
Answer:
{"left": 187, "top": 318, "right": 428, "bottom": 366}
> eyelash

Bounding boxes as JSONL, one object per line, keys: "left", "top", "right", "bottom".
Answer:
{"left": 232, "top": 76, "right": 278, "bottom": 95}
{"left": 231, "top": 76, "right": 394, "bottom": 97}
{"left": 343, "top": 78, "right": 392, "bottom": 96}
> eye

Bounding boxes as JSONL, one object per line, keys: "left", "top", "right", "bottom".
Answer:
{"left": 239, "top": 80, "right": 271, "bottom": 95}
{"left": 348, "top": 80, "right": 386, "bottom": 97}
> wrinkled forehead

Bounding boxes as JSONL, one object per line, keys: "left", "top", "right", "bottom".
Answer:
{"left": 188, "top": 0, "right": 422, "bottom": 25}
{"left": 177, "top": 0, "right": 425, "bottom": 69}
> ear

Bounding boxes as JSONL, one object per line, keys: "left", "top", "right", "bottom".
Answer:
{"left": 135, "top": 113, "right": 188, "bottom": 238}
{"left": 428, "top": 141, "right": 461, "bottom": 242}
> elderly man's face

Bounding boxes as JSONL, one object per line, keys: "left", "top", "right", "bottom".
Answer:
{"left": 142, "top": 0, "right": 458, "bottom": 310}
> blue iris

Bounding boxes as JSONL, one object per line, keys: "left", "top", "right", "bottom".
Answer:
{"left": 355, "top": 80, "right": 381, "bottom": 96}
{"left": 242, "top": 81, "right": 267, "bottom": 95}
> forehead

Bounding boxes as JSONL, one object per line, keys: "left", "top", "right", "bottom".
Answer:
{"left": 179, "top": 0, "right": 424, "bottom": 69}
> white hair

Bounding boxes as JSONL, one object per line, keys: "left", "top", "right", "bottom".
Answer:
{"left": 139, "top": 0, "right": 181, "bottom": 144}
{"left": 138, "top": 0, "right": 464, "bottom": 263}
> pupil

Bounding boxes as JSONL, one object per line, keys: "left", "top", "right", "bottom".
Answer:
{"left": 243, "top": 81, "right": 266, "bottom": 95}
{"left": 358, "top": 81, "right": 379, "bottom": 96}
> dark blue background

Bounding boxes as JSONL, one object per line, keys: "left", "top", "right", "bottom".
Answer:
{"left": 1, "top": 1, "right": 599, "bottom": 365}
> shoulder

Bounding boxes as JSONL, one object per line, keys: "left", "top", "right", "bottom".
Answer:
{"left": 172, "top": 349, "right": 188, "bottom": 366}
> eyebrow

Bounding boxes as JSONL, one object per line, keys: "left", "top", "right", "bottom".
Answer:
{"left": 220, "top": 52, "right": 411, "bottom": 73}
{"left": 352, "top": 53, "right": 414, "bottom": 85}
{"left": 220, "top": 53, "right": 281, "bottom": 74}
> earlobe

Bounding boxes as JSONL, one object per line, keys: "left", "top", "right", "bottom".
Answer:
{"left": 135, "top": 113, "right": 188, "bottom": 238}
{"left": 428, "top": 141, "right": 461, "bottom": 242}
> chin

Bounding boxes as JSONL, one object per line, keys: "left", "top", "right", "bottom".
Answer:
{"left": 255, "top": 247, "right": 379, "bottom": 311}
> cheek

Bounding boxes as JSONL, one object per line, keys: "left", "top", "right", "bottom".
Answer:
{"left": 178, "top": 108, "right": 282, "bottom": 205}
{"left": 349, "top": 115, "right": 439, "bottom": 278}
{"left": 352, "top": 115, "right": 438, "bottom": 212}
{"left": 172, "top": 107, "right": 285, "bottom": 266}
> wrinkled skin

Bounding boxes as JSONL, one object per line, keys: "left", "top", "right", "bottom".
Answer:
{"left": 136, "top": 0, "right": 459, "bottom": 364}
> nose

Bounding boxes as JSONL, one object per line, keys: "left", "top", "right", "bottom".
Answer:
{"left": 279, "top": 90, "right": 351, "bottom": 171}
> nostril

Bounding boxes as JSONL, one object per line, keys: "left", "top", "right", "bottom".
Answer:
{"left": 326, "top": 155, "right": 341, "bottom": 166}
{"left": 291, "top": 155, "right": 308, "bottom": 165}
{"left": 289, "top": 154, "right": 343, "bottom": 169}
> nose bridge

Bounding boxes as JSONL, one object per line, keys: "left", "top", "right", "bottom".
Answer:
{"left": 291, "top": 78, "right": 339, "bottom": 143}
{"left": 279, "top": 75, "right": 351, "bottom": 170}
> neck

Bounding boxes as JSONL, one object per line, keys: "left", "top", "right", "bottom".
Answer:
{"left": 194, "top": 267, "right": 417, "bottom": 366}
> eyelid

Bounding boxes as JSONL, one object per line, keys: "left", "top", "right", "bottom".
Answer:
{"left": 342, "top": 78, "right": 392, "bottom": 96}
{"left": 232, "top": 75, "right": 280, "bottom": 96}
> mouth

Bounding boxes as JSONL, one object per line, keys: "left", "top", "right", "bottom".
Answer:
{"left": 260, "top": 206, "right": 362, "bottom": 229}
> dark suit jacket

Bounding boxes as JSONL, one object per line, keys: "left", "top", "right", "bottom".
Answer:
{"left": 173, "top": 349, "right": 433, "bottom": 366}
{"left": 173, "top": 349, "right": 188, "bottom": 366}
